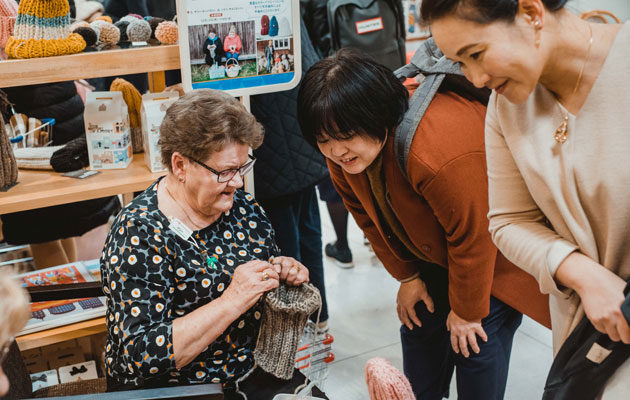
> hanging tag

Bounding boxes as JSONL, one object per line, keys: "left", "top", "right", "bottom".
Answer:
{"left": 169, "top": 218, "right": 193, "bottom": 241}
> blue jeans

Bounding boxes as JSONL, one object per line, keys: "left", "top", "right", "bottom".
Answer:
{"left": 226, "top": 51, "right": 240, "bottom": 61}
{"left": 400, "top": 263, "right": 522, "bottom": 400}
{"left": 258, "top": 186, "right": 329, "bottom": 322}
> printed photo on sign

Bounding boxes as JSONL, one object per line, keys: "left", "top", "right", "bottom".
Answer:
{"left": 177, "top": 0, "right": 301, "bottom": 96}
{"left": 188, "top": 21, "right": 257, "bottom": 83}
{"left": 256, "top": 38, "right": 294, "bottom": 75}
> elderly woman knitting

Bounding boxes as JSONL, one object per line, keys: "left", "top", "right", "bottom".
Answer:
{"left": 101, "top": 89, "right": 314, "bottom": 398}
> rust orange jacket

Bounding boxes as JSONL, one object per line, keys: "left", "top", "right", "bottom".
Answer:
{"left": 327, "top": 87, "right": 551, "bottom": 327}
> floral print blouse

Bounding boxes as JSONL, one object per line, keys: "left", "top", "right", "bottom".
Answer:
{"left": 100, "top": 179, "right": 279, "bottom": 387}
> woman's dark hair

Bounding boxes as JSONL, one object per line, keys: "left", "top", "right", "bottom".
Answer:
{"left": 420, "top": 0, "right": 568, "bottom": 24}
{"left": 297, "top": 48, "right": 409, "bottom": 148}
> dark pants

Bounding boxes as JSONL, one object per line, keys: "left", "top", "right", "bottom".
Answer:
{"left": 259, "top": 186, "right": 329, "bottom": 322}
{"left": 400, "top": 264, "right": 522, "bottom": 400}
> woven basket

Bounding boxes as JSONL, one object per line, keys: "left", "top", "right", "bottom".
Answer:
{"left": 226, "top": 58, "right": 241, "bottom": 78}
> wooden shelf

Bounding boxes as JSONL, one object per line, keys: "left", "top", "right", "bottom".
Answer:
{"left": 0, "top": 153, "right": 165, "bottom": 214}
{"left": 16, "top": 317, "right": 106, "bottom": 351}
{"left": 0, "top": 44, "right": 181, "bottom": 88}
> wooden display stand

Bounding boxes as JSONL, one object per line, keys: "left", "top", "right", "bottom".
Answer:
{"left": 0, "top": 44, "right": 181, "bottom": 350}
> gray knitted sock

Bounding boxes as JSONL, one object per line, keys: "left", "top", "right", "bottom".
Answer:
{"left": 254, "top": 283, "right": 322, "bottom": 380}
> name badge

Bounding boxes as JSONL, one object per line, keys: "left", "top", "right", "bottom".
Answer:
{"left": 356, "top": 17, "right": 384, "bottom": 35}
{"left": 169, "top": 218, "right": 193, "bottom": 241}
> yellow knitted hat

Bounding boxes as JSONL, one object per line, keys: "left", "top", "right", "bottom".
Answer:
{"left": 5, "top": 0, "right": 85, "bottom": 58}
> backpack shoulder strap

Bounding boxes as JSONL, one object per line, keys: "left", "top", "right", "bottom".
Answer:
{"left": 392, "top": 38, "right": 462, "bottom": 181}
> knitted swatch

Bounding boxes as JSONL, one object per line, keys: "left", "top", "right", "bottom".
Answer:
{"left": 110, "top": 78, "right": 142, "bottom": 152}
{"left": 254, "top": 283, "right": 321, "bottom": 380}
{"left": 126, "top": 19, "right": 150, "bottom": 42}
{"left": 5, "top": 0, "right": 86, "bottom": 58}
{"left": 90, "top": 20, "right": 118, "bottom": 45}
{"left": 155, "top": 20, "right": 177, "bottom": 44}
{"left": 365, "top": 357, "right": 415, "bottom": 400}
{"left": 0, "top": 90, "right": 18, "bottom": 190}
{"left": 0, "top": 0, "right": 18, "bottom": 48}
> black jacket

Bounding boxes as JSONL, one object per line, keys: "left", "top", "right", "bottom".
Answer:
{"left": 251, "top": 18, "right": 328, "bottom": 200}
{"left": 300, "top": 0, "right": 331, "bottom": 58}
{"left": 0, "top": 82, "right": 120, "bottom": 244}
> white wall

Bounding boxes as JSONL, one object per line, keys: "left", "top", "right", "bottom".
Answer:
{"left": 569, "top": 0, "right": 630, "bottom": 22}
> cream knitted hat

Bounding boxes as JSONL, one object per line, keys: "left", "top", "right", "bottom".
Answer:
{"left": 254, "top": 283, "right": 322, "bottom": 380}
{"left": 0, "top": 0, "right": 18, "bottom": 48}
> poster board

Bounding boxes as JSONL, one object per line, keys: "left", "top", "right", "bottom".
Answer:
{"left": 177, "top": 0, "right": 302, "bottom": 96}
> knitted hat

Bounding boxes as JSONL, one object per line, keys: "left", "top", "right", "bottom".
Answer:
{"left": 0, "top": 90, "right": 18, "bottom": 190}
{"left": 50, "top": 136, "right": 88, "bottom": 172}
{"left": 5, "top": 0, "right": 86, "bottom": 58}
{"left": 365, "top": 358, "right": 415, "bottom": 400}
{"left": 253, "top": 283, "right": 321, "bottom": 380}
{"left": 0, "top": 0, "right": 18, "bottom": 48}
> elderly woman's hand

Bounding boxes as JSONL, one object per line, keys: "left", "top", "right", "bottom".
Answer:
{"left": 271, "top": 256, "right": 310, "bottom": 286}
{"left": 223, "top": 260, "right": 279, "bottom": 314}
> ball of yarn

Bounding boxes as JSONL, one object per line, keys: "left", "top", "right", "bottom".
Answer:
{"left": 110, "top": 78, "right": 143, "bottom": 152}
{"left": 114, "top": 20, "right": 129, "bottom": 42}
{"left": 73, "top": 26, "right": 97, "bottom": 47}
{"left": 148, "top": 17, "right": 164, "bottom": 39}
{"left": 155, "top": 21, "right": 178, "bottom": 44}
{"left": 91, "top": 20, "right": 119, "bottom": 45}
{"left": 94, "top": 15, "right": 113, "bottom": 24}
{"left": 126, "top": 19, "right": 151, "bottom": 42}
{"left": 69, "top": 21, "right": 90, "bottom": 31}
{"left": 365, "top": 358, "right": 415, "bottom": 400}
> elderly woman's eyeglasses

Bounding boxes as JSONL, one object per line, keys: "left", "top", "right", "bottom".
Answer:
{"left": 0, "top": 337, "right": 14, "bottom": 365}
{"left": 190, "top": 154, "right": 256, "bottom": 183}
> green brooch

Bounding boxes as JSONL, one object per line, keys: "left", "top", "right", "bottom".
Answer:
{"left": 207, "top": 255, "right": 219, "bottom": 270}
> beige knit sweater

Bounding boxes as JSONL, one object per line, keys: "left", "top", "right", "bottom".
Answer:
{"left": 485, "top": 22, "right": 630, "bottom": 396}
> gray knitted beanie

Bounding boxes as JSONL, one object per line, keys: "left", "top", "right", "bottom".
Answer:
{"left": 254, "top": 283, "right": 322, "bottom": 380}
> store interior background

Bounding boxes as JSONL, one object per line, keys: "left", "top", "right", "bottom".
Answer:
{"left": 2, "top": 0, "right": 628, "bottom": 398}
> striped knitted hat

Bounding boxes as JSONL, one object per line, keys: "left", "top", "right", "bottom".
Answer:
{"left": 0, "top": 0, "right": 18, "bottom": 48}
{"left": 5, "top": 0, "right": 85, "bottom": 58}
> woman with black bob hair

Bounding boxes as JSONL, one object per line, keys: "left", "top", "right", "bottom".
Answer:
{"left": 423, "top": 0, "right": 630, "bottom": 396}
{"left": 298, "top": 47, "right": 550, "bottom": 399}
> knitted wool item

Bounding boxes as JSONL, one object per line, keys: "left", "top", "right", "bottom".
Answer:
{"left": 154, "top": 20, "right": 177, "bottom": 44}
{"left": 0, "top": 0, "right": 18, "bottom": 48}
{"left": 73, "top": 26, "right": 96, "bottom": 46}
{"left": 109, "top": 78, "right": 142, "bottom": 152}
{"left": 69, "top": 20, "right": 90, "bottom": 31}
{"left": 50, "top": 135, "right": 88, "bottom": 172}
{"left": 93, "top": 14, "right": 112, "bottom": 24}
{"left": 114, "top": 20, "right": 129, "bottom": 42}
{"left": 91, "top": 20, "right": 118, "bottom": 45}
{"left": 126, "top": 19, "right": 150, "bottom": 42}
{"left": 147, "top": 17, "right": 163, "bottom": 39}
{"left": 253, "top": 283, "right": 321, "bottom": 380}
{"left": 5, "top": 0, "right": 86, "bottom": 58}
{"left": 0, "top": 90, "right": 18, "bottom": 190}
{"left": 365, "top": 358, "right": 415, "bottom": 400}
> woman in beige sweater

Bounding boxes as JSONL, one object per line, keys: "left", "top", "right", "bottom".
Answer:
{"left": 421, "top": 0, "right": 630, "bottom": 396}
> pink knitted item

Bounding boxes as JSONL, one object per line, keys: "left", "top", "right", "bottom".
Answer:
{"left": 0, "top": 0, "right": 18, "bottom": 48}
{"left": 365, "top": 357, "right": 415, "bottom": 400}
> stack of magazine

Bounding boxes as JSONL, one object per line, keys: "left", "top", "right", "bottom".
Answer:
{"left": 17, "top": 260, "right": 106, "bottom": 335}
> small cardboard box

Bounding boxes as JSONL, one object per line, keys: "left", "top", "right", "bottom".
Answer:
{"left": 58, "top": 360, "right": 98, "bottom": 383}
{"left": 141, "top": 92, "right": 178, "bottom": 172}
{"left": 84, "top": 91, "right": 133, "bottom": 170}
{"left": 48, "top": 347, "right": 85, "bottom": 370}
{"left": 30, "top": 369, "right": 59, "bottom": 391}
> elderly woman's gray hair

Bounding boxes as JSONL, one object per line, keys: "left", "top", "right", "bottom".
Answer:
{"left": 158, "top": 89, "right": 264, "bottom": 171}
{"left": 0, "top": 271, "right": 30, "bottom": 343}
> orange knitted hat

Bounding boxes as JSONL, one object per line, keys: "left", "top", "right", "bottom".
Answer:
{"left": 5, "top": 0, "right": 85, "bottom": 58}
{"left": 0, "top": 0, "right": 18, "bottom": 48}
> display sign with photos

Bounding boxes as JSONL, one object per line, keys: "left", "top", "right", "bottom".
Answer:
{"left": 177, "top": 0, "right": 301, "bottom": 96}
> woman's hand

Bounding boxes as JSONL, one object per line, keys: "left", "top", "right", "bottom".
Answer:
{"left": 446, "top": 310, "right": 488, "bottom": 358}
{"left": 223, "top": 260, "right": 279, "bottom": 314}
{"left": 576, "top": 267, "right": 630, "bottom": 344}
{"left": 556, "top": 253, "right": 630, "bottom": 344}
{"left": 397, "top": 277, "right": 434, "bottom": 330}
{"left": 271, "top": 256, "right": 310, "bottom": 286}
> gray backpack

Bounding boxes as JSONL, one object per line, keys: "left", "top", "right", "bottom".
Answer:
{"left": 392, "top": 38, "right": 490, "bottom": 181}
{"left": 327, "top": 0, "right": 406, "bottom": 71}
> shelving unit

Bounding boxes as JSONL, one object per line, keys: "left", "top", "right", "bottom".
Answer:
{"left": 0, "top": 44, "right": 180, "bottom": 350}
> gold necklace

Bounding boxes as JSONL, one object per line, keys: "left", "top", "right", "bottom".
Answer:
{"left": 554, "top": 23, "right": 593, "bottom": 144}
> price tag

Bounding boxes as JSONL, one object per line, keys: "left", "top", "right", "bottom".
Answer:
{"left": 169, "top": 218, "right": 193, "bottom": 241}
